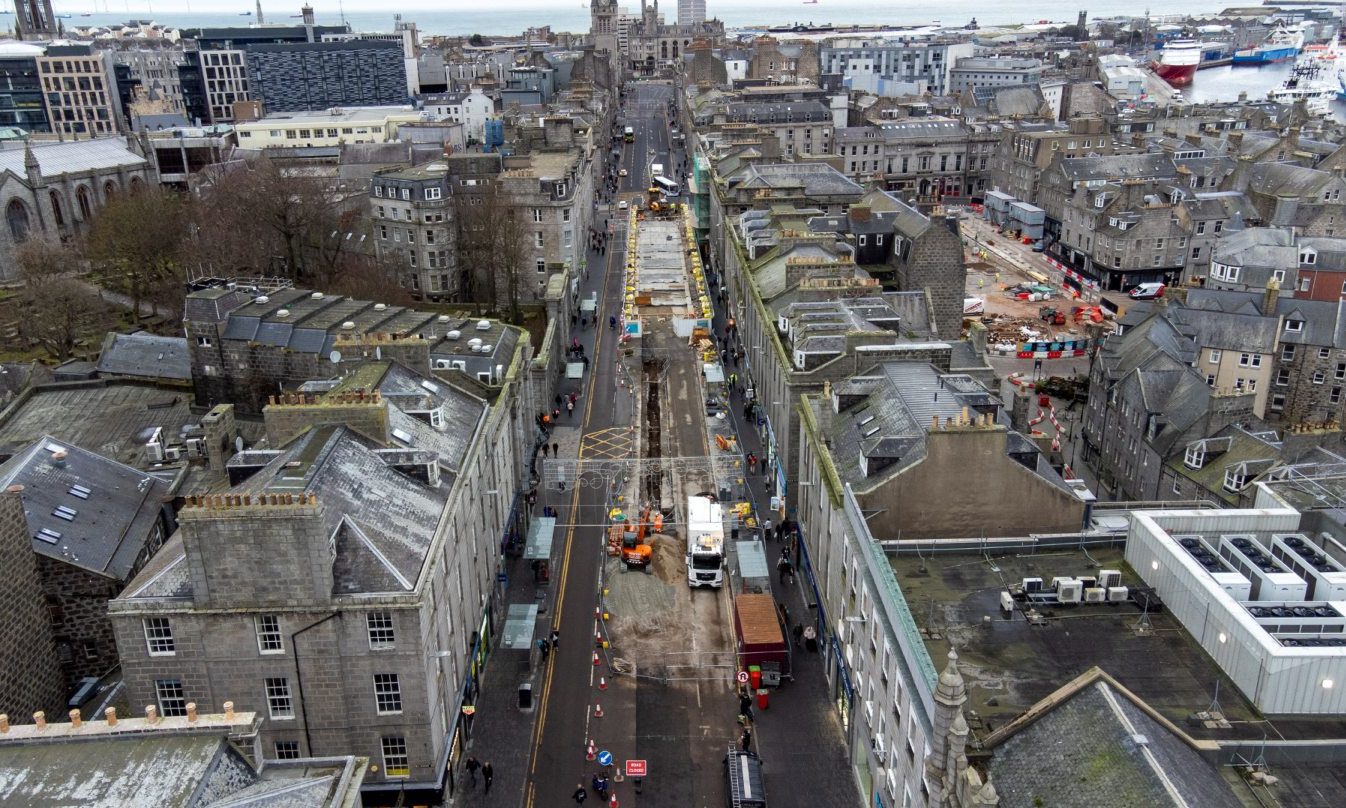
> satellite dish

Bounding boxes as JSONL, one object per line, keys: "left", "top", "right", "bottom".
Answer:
{"left": 234, "top": 436, "right": 244, "bottom": 453}
{"left": 329, "top": 350, "right": 342, "bottom": 364}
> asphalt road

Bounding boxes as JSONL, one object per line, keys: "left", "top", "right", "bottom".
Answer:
{"left": 526, "top": 81, "right": 736, "bottom": 808}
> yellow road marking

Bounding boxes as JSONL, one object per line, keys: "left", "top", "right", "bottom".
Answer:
{"left": 523, "top": 224, "right": 622, "bottom": 808}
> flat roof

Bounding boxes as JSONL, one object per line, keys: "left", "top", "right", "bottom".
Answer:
{"left": 888, "top": 545, "right": 1269, "bottom": 740}
{"left": 237, "top": 106, "right": 417, "bottom": 126}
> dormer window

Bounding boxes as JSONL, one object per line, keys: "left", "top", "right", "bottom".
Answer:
{"left": 1285, "top": 319, "right": 1304, "bottom": 333}
{"left": 1223, "top": 468, "right": 1248, "bottom": 493}
{"left": 1299, "top": 248, "right": 1317, "bottom": 265}
{"left": 1184, "top": 445, "right": 1205, "bottom": 469}
{"left": 1095, "top": 195, "right": 1106, "bottom": 208}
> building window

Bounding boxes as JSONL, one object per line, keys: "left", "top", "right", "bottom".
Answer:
{"left": 1206, "top": 374, "right": 1216, "bottom": 386}
{"left": 1214, "top": 220, "right": 1223, "bottom": 233}
{"left": 1209, "top": 350, "right": 1221, "bottom": 364}
{"left": 1333, "top": 387, "right": 1343, "bottom": 405}
{"left": 155, "top": 679, "right": 187, "bottom": 717}
{"left": 1322, "top": 348, "right": 1333, "bottom": 360}
{"left": 374, "top": 673, "right": 403, "bottom": 714}
{"left": 1277, "top": 368, "right": 1291, "bottom": 386}
{"left": 144, "top": 617, "right": 175, "bottom": 656}
{"left": 401, "top": 188, "right": 410, "bottom": 201}
{"left": 1184, "top": 445, "right": 1205, "bottom": 469}
{"left": 1300, "top": 249, "right": 1317, "bottom": 265}
{"left": 535, "top": 232, "right": 545, "bottom": 249}
{"left": 1286, "top": 320, "right": 1304, "bottom": 332}
{"left": 1273, "top": 269, "right": 1286, "bottom": 284}
{"left": 1237, "top": 353, "right": 1261, "bottom": 368}
{"left": 374, "top": 186, "right": 383, "bottom": 198}
{"left": 382, "top": 737, "right": 410, "bottom": 778}
{"left": 536, "top": 259, "right": 547, "bottom": 273}
{"left": 256, "top": 615, "right": 283, "bottom": 654}
{"left": 196, "top": 335, "right": 213, "bottom": 348}
{"left": 425, "top": 187, "right": 442, "bottom": 200}
{"left": 1314, "top": 371, "right": 1327, "bottom": 384}
{"left": 1282, "top": 344, "right": 1296, "bottom": 361}
{"left": 532, "top": 208, "right": 543, "bottom": 223}
{"left": 275, "top": 740, "right": 301, "bottom": 760}
{"left": 1223, "top": 469, "right": 1248, "bottom": 493}
{"left": 368, "top": 611, "right": 395, "bottom": 649}
{"left": 265, "top": 677, "right": 294, "bottom": 719}
{"left": 1196, "top": 221, "right": 1206, "bottom": 235}
{"left": 1271, "top": 394, "right": 1286, "bottom": 411}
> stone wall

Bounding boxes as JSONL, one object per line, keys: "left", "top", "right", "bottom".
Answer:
{"left": 0, "top": 491, "right": 66, "bottom": 716}
{"left": 858, "top": 426, "right": 1085, "bottom": 539}
{"left": 263, "top": 394, "right": 390, "bottom": 447}
{"left": 892, "top": 217, "right": 967, "bottom": 341}
{"left": 35, "top": 553, "right": 122, "bottom": 687}
{"left": 180, "top": 497, "right": 334, "bottom": 609}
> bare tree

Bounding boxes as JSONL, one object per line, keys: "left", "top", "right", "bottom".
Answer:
{"left": 14, "top": 239, "right": 112, "bottom": 361}
{"left": 82, "top": 185, "right": 190, "bottom": 319}
{"left": 452, "top": 180, "right": 528, "bottom": 322}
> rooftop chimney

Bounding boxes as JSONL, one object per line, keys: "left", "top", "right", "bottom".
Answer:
{"left": 105, "top": 707, "right": 117, "bottom": 727}
{"left": 1263, "top": 277, "right": 1280, "bottom": 316}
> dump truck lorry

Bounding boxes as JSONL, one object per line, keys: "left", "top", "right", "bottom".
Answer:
{"left": 686, "top": 495, "right": 725, "bottom": 588}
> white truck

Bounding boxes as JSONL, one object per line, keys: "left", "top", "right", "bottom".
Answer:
{"left": 651, "top": 162, "right": 665, "bottom": 178}
{"left": 686, "top": 495, "right": 725, "bottom": 588}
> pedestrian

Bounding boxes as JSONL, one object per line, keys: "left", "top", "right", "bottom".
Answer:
{"left": 763, "top": 517, "right": 773, "bottom": 537}
{"left": 573, "top": 784, "right": 588, "bottom": 804}
{"left": 567, "top": 400, "right": 575, "bottom": 417}
{"left": 542, "top": 443, "right": 550, "bottom": 458}
{"left": 793, "top": 623, "right": 804, "bottom": 647}
{"left": 739, "top": 690, "right": 754, "bottom": 719}
{"left": 740, "top": 726, "right": 753, "bottom": 751}
{"left": 582, "top": 355, "right": 590, "bottom": 369}
{"left": 538, "top": 637, "right": 550, "bottom": 658}
{"left": 569, "top": 391, "right": 578, "bottom": 405}
{"left": 778, "top": 554, "right": 792, "bottom": 583}
{"left": 553, "top": 407, "right": 561, "bottom": 421}
{"left": 551, "top": 629, "right": 560, "bottom": 649}
{"left": 465, "top": 756, "right": 481, "bottom": 787}
{"left": 553, "top": 442, "right": 560, "bottom": 457}
{"left": 555, "top": 393, "right": 563, "bottom": 407}
{"left": 592, "top": 773, "right": 609, "bottom": 800}
{"left": 482, "top": 762, "right": 494, "bottom": 794}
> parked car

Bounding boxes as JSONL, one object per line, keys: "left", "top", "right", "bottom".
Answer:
{"left": 618, "top": 200, "right": 629, "bottom": 210}
{"left": 1128, "top": 282, "right": 1166, "bottom": 300}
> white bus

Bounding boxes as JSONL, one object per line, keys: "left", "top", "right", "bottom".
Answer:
{"left": 653, "top": 175, "right": 680, "bottom": 197}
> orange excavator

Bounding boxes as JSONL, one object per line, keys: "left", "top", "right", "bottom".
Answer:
{"left": 621, "top": 505, "right": 656, "bottom": 570}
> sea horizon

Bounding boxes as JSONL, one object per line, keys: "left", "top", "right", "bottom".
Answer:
{"left": 37, "top": 1, "right": 1239, "bottom": 38}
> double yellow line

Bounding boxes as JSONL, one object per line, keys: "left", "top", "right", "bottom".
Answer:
{"left": 523, "top": 215, "right": 621, "bottom": 808}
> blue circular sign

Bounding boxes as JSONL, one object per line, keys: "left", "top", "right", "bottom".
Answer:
{"left": 598, "top": 750, "right": 613, "bottom": 767}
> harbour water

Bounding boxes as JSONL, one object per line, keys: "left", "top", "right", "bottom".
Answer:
{"left": 49, "top": 1, "right": 1236, "bottom": 38}
{"left": 1182, "top": 59, "right": 1346, "bottom": 120}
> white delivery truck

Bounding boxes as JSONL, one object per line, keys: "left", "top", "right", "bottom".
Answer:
{"left": 686, "top": 495, "right": 725, "bottom": 588}
{"left": 651, "top": 162, "right": 665, "bottom": 178}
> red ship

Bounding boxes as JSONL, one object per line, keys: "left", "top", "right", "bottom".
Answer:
{"left": 1151, "top": 39, "right": 1202, "bottom": 86}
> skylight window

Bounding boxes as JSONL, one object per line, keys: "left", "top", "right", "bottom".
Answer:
{"left": 36, "top": 528, "right": 61, "bottom": 544}
{"left": 52, "top": 505, "right": 77, "bottom": 521}
{"left": 859, "top": 415, "right": 876, "bottom": 427}
{"left": 68, "top": 485, "right": 91, "bottom": 499}
{"left": 863, "top": 427, "right": 881, "bottom": 439}
{"left": 391, "top": 428, "right": 413, "bottom": 444}
{"left": 420, "top": 380, "right": 440, "bottom": 394}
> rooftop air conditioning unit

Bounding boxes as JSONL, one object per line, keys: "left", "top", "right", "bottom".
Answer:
{"left": 1022, "top": 577, "right": 1043, "bottom": 593}
{"left": 1058, "top": 580, "right": 1083, "bottom": 604}
{"left": 146, "top": 441, "right": 165, "bottom": 463}
{"left": 1107, "top": 586, "right": 1129, "bottom": 602}
{"left": 435, "top": 359, "right": 452, "bottom": 369}
{"left": 185, "top": 437, "right": 206, "bottom": 458}
{"left": 1085, "top": 587, "right": 1107, "bottom": 603}
{"left": 165, "top": 446, "right": 184, "bottom": 461}
{"left": 1099, "top": 569, "right": 1122, "bottom": 589}
{"left": 446, "top": 330, "right": 461, "bottom": 340}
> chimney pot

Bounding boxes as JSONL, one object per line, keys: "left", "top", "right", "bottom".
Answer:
{"left": 105, "top": 707, "right": 117, "bottom": 727}
{"left": 69, "top": 709, "right": 82, "bottom": 728}
{"left": 0, "top": 714, "right": 8, "bottom": 733}
{"left": 931, "top": 415, "right": 939, "bottom": 431}
{"left": 145, "top": 705, "right": 158, "bottom": 723}
{"left": 224, "top": 701, "right": 235, "bottom": 720}
{"left": 33, "top": 711, "right": 46, "bottom": 730}
{"left": 186, "top": 703, "right": 198, "bottom": 722}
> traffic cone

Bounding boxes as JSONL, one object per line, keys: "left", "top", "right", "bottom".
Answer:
{"left": 587, "top": 739, "right": 596, "bottom": 761}
{"left": 610, "top": 794, "right": 619, "bottom": 808}
{"left": 594, "top": 702, "right": 604, "bottom": 717}
{"left": 595, "top": 630, "right": 604, "bottom": 647}
{"left": 593, "top": 651, "right": 601, "bottom": 666}
{"left": 599, "top": 676, "right": 607, "bottom": 691}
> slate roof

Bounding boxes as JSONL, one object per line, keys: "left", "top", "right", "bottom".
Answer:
{"left": 232, "top": 425, "right": 447, "bottom": 593}
{"left": 0, "top": 382, "right": 196, "bottom": 468}
{"left": 1186, "top": 288, "right": 1346, "bottom": 349}
{"left": 1058, "top": 153, "right": 1177, "bottom": 183}
{"left": 0, "top": 137, "right": 147, "bottom": 179}
{"left": 729, "top": 162, "right": 863, "bottom": 197}
{"left": 1243, "top": 162, "right": 1341, "bottom": 198}
{"left": 96, "top": 331, "right": 192, "bottom": 381}
{"left": 986, "top": 676, "right": 1239, "bottom": 808}
{"left": 0, "top": 728, "right": 356, "bottom": 807}
{"left": 1168, "top": 424, "right": 1281, "bottom": 504}
{"left": 0, "top": 436, "right": 169, "bottom": 579}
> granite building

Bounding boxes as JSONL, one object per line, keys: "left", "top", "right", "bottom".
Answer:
{"left": 245, "top": 40, "right": 408, "bottom": 114}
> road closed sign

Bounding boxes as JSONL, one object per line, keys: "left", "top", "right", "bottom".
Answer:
{"left": 626, "top": 759, "right": 648, "bottom": 778}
